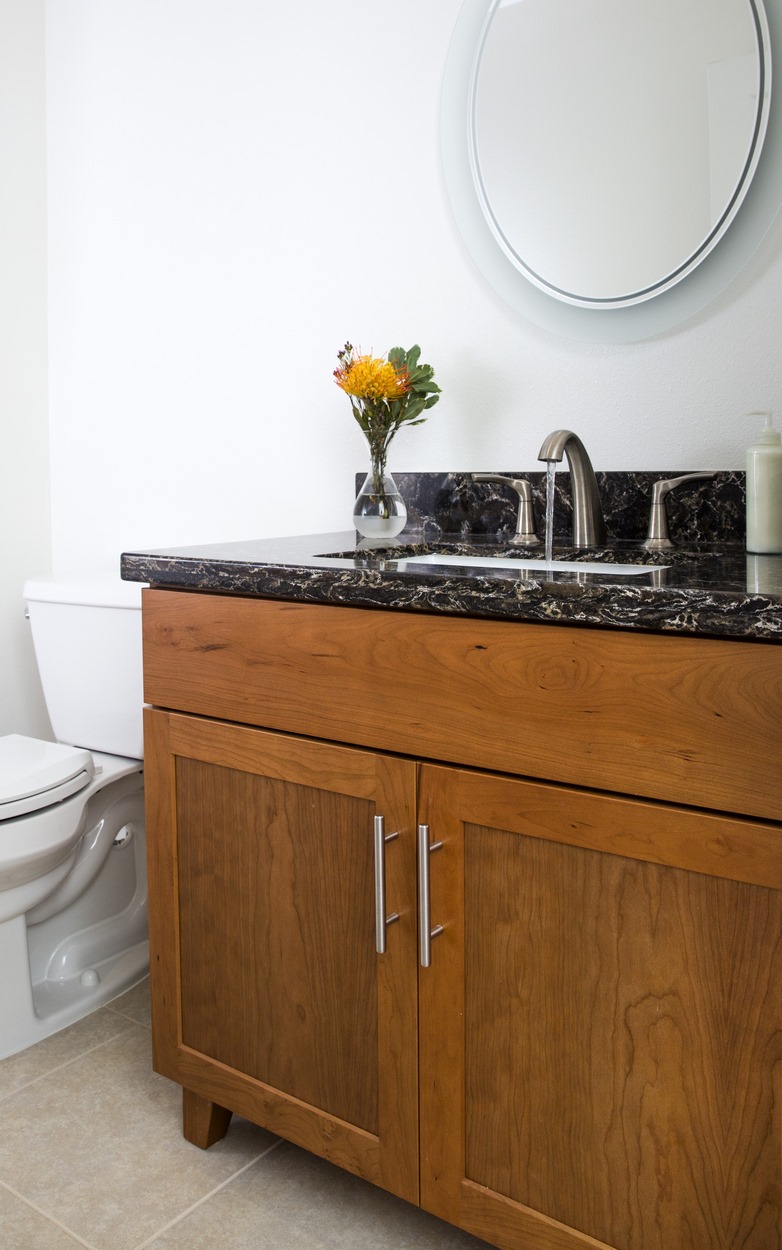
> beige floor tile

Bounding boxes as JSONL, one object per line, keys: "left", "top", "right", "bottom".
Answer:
{"left": 0, "top": 1186, "right": 88, "bottom": 1250}
{"left": 0, "top": 1007, "right": 136, "bottom": 1100}
{"left": 0, "top": 1024, "right": 276, "bottom": 1250}
{"left": 104, "top": 975, "right": 152, "bottom": 1028}
{"left": 144, "top": 1142, "right": 492, "bottom": 1250}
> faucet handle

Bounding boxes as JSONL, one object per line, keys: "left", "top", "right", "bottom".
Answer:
{"left": 642, "top": 472, "right": 717, "bottom": 550}
{"left": 471, "top": 474, "right": 541, "bottom": 547}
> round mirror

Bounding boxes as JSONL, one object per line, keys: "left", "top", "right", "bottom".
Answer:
{"left": 441, "top": 0, "right": 782, "bottom": 340}
{"left": 471, "top": 0, "right": 771, "bottom": 308}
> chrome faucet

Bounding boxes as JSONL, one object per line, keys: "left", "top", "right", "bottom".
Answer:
{"left": 537, "top": 429, "right": 606, "bottom": 547}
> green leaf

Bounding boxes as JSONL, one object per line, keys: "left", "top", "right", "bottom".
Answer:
{"left": 348, "top": 344, "right": 440, "bottom": 428}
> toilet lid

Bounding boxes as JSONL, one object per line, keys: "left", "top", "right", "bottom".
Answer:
{"left": 0, "top": 734, "right": 95, "bottom": 820}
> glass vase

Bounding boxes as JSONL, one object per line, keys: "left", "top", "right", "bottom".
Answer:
{"left": 353, "top": 453, "right": 407, "bottom": 539}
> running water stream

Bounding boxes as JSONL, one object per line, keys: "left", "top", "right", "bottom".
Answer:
{"left": 544, "top": 460, "right": 557, "bottom": 562}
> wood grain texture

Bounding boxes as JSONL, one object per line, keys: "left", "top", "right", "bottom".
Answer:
{"left": 465, "top": 831, "right": 782, "bottom": 1250}
{"left": 143, "top": 709, "right": 419, "bottom": 1200}
{"left": 142, "top": 590, "right": 782, "bottom": 820}
{"left": 177, "top": 756, "right": 379, "bottom": 1131}
{"left": 143, "top": 708, "right": 181, "bottom": 1077}
{"left": 419, "top": 764, "right": 782, "bottom": 1250}
{"left": 457, "top": 1182, "right": 618, "bottom": 1250}
{"left": 182, "top": 1088, "right": 232, "bottom": 1148}
{"left": 455, "top": 771, "right": 782, "bottom": 890}
{"left": 418, "top": 764, "right": 465, "bottom": 1226}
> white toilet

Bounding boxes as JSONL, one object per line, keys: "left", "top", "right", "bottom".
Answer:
{"left": 0, "top": 578, "right": 148, "bottom": 1059}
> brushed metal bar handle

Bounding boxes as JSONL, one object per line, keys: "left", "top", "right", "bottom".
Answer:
{"left": 374, "top": 815, "right": 399, "bottom": 955}
{"left": 418, "top": 823, "right": 444, "bottom": 968}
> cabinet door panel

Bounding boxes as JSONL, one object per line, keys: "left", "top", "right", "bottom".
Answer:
{"left": 419, "top": 765, "right": 782, "bottom": 1250}
{"left": 177, "top": 757, "right": 378, "bottom": 1131}
{"left": 144, "top": 709, "right": 419, "bottom": 1202}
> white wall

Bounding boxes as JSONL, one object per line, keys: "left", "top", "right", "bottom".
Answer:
{"left": 0, "top": 0, "right": 52, "bottom": 738}
{"left": 41, "top": 0, "right": 782, "bottom": 577}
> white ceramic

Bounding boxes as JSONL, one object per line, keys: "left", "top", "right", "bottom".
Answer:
{"left": 400, "top": 553, "right": 667, "bottom": 577}
{"left": 0, "top": 578, "right": 148, "bottom": 1059}
{"left": 25, "top": 578, "right": 145, "bottom": 758}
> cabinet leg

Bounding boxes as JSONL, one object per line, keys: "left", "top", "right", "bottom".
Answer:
{"left": 182, "top": 1087, "right": 233, "bottom": 1148}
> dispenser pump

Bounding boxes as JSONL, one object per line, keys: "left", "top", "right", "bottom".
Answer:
{"left": 746, "top": 411, "right": 782, "bottom": 553}
{"left": 753, "top": 412, "right": 781, "bottom": 445}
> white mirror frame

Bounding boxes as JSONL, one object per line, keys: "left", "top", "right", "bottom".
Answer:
{"left": 441, "top": 0, "right": 782, "bottom": 342}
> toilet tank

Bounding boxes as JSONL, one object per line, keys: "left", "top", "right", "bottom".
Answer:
{"left": 24, "top": 578, "right": 146, "bottom": 760}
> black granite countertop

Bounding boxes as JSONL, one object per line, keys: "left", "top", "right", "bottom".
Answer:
{"left": 120, "top": 470, "right": 782, "bottom": 642}
{"left": 120, "top": 530, "right": 782, "bottom": 643}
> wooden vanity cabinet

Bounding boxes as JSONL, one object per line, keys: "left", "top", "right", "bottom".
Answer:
{"left": 143, "top": 589, "right": 782, "bottom": 1250}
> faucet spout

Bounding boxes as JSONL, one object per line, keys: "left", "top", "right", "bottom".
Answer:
{"left": 537, "top": 429, "right": 606, "bottom": 547}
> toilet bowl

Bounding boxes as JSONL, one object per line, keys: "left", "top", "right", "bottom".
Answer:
{"left": 0, "top": 578, "right": 148, "bottom": 1059}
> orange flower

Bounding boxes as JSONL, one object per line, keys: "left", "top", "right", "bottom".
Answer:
{"left": 334, "top": 352, "right": 410, "bottom": 402}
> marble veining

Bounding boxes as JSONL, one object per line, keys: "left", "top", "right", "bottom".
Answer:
{"left": 121, "top": 470, "right": 782, "bottom": 642}
{"left": 388, "top": 470, "right": 745, "bottom": 545}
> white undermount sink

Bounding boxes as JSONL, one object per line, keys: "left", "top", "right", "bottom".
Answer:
{"left": 398, "top": 553, "right": 667, "bottom": 577}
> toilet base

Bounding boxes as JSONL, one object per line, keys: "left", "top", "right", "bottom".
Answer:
{"left": 0, "top": 912, "right": 149, "bottom": 1059}
{"left": 0, "top": 767, "right": 149, "bottom": 1060}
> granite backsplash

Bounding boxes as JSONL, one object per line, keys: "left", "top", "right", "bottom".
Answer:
{"left": 378, "top": 471, "right": 745, "bottom": 547}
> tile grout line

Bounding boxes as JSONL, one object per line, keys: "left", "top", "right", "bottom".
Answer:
{"left": 0, "top": 1018, "right": 143, "bottom": 1102}
{"left": 131, "top": 1137, "right": 285, "bottom": 1250}
{"left": 104, "top": 1008, "right": 152, "bottom": 1029}
{"left": 0, "top": 1178, "right": 101, "bottom": 1250}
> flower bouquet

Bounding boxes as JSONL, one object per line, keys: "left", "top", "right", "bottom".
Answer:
{"left": 334, "top": 343, "right": 440, "bottom": 537}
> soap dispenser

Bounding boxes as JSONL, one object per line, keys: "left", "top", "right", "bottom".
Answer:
{"left": 746, "top": 412, "right": 782, "bottom": 553}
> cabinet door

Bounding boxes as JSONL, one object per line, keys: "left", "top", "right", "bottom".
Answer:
{"left": 418, "top": 764, "right": 782, "bottom": 1250}
{"left": 144, "top": 708, "right": 419, "bottom": 1203}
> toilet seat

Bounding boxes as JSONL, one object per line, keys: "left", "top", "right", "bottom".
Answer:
{"left": 0, "top": 735, "right": 95, "bottom": 821}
